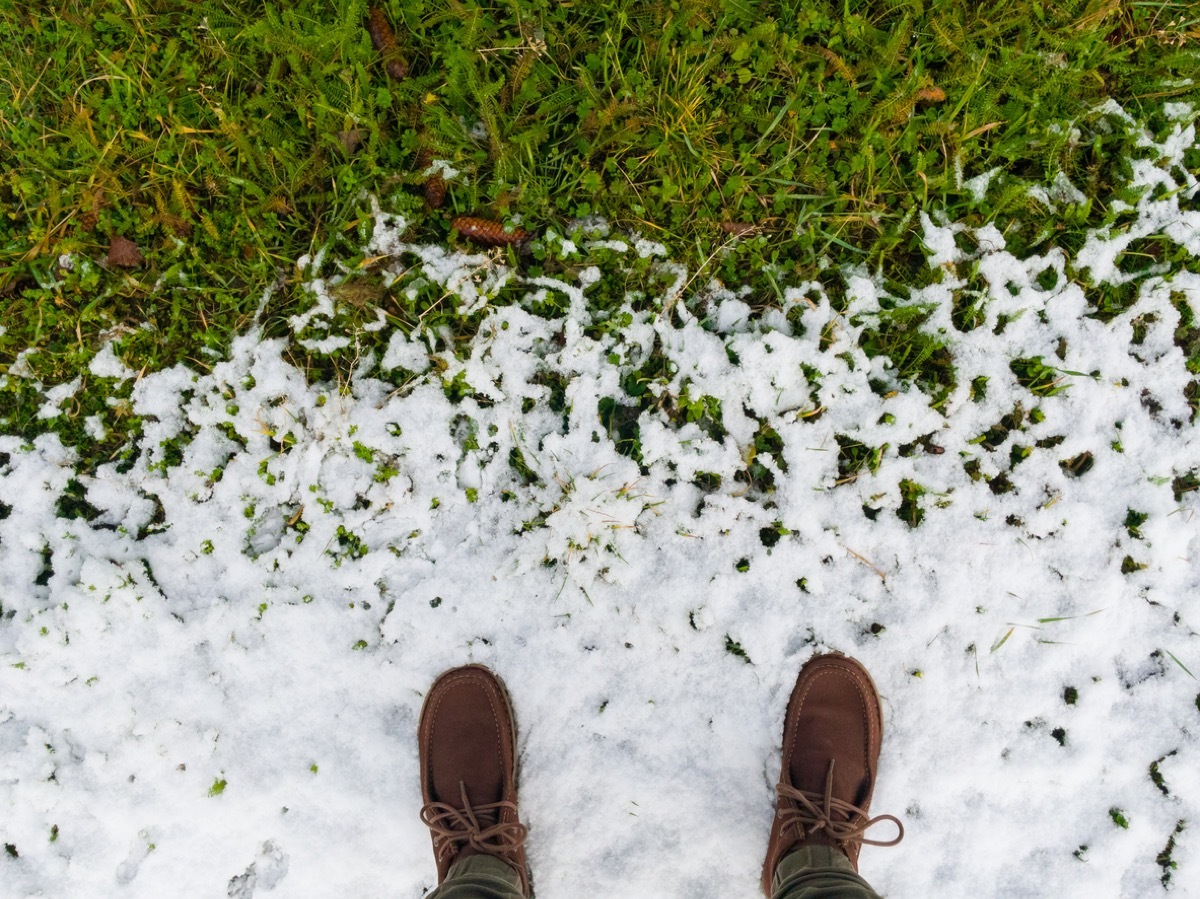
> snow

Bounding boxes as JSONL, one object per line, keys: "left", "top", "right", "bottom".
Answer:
{"left": 1027, "top": 171, "right": 1089, "bottom": 213}
{"left": 35, "top": 378, "right": 81, "bottom": 421}
{"left": 1, "top": 109, "right": 1199, "bottom": 898}
{"left": 89, "top": 343, "right": 134, "bottom": 383}
{"left": 962, "top": 167, "right": 1001, "bottom": 203}
{"left": 421, "top": 160, "right": 460, "bottom": 181}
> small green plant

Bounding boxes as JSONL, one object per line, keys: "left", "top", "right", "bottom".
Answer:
{"left": 208, "top": 778, "right": 227, "bottom": 797}
{"left": 675, "top": 389, "right": 726, "bottom": 441}
{"left": 759, "top": 522, "right": 789, "bottom": 548}
{"left": 1149, "top": 757, "right": 1172, "bottom": 796}
{"left": 1157, "top": 820, "right": 1186, "bottom": 888}
{"left": 836, "top": 435, "right": 887, "bottom": 484}
{"left": 1121, "top": 556, "right": 1147, "bottom": 574}
{"left": 1124, "top": 510, "right": 1149, "bottom": 539}
{"left": 374, "top": 461, "right": 401, "bottom": 482}
{"left": 898, "top": 480, "right": 927, "bottom": 528}
{"left": 1011, "top": 358, "right": 1071, "bottom": 397}
{"left": 724, "top": 635, "right": 752, "bottom": 665}
{"left": 738, "top": 422, "right": 786, "bottom": 493}
{"left": 330, "top": 526, "right": 369, "bottom": 565}
{"left": 859, "top": 305, "right": 954, "bottom": 405}
{"left": 1173, "top": 469, "right": 1200, "bottom": 502}
{"left": 598, "top": 397, "right": 642, "bottom": 461}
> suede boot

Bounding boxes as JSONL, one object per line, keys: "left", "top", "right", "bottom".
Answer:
{"left": 762, "top": 653, "right": 903, "bottom": 894}
{"left": 419, "top": 665, "right": 530, "bottom": 896}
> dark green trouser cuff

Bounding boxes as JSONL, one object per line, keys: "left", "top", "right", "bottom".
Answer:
{"left": 771, "top": 846, "right": 884, "bottom": 899}
{"left": 426, "top": 855, "right": 526, "bottom": 899}
{"left": 427, "top": 844, "right": 882, "bottom": 899}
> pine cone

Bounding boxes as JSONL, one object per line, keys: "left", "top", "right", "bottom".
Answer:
{"left": 366, "top": 7, "right": 408, "bottom": 80}
{"left": 425, "top": 174, "right": 447, "bottom": 209}
{"left": 451, "top": 216, "right": 531, "bottom": 248}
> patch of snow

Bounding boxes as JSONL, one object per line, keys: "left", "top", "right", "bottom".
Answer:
{"left": 36, "top": 377, "right": 82, "bottom": 420}
{"left": 8, "top": 348, "right": 38, "bottom": 380}
{"left": 421, "top": 159, "right": 460, "bottom": 181}
{"left": 634, "top": 238, "right": 668, "bottom": 258}
{"left": 84, "top": 414, "right": 108, "bottom": 441}
{"left": 963, "top": 167, "right": 1002, "bottom": 203}
{"left": 89, "top": 342, "right": 135, "bottom": 382}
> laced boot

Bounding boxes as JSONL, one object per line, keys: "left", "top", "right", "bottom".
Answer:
{"left": 419, "top": 665, "right": 530, "bottom": 895}
{"left": 762, "top": 653, "right": 904, "bottom": 894}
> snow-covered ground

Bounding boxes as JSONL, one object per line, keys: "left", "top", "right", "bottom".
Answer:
{"left": 2, "top": 106, "right": 1199, "bottom": 898}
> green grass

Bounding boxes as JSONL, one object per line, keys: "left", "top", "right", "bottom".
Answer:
{"left": 1, "top": 0, "right": 1198, "bottom": 461}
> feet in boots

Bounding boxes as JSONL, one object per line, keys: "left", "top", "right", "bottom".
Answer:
{"left": 418, "top": 653, "right": 903, "bottom": 896}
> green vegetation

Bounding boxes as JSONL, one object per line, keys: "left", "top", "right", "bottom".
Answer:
{"left": 1157, "top": 819, "right": 1186, "bottom": 887}
{"left": 1123, "top": 508, "right": 1149, "bottom": 539}
{"left": 2, "top": 0, "right": 1199, "bottom": 464}
{"left": 724, "top": 633, "right": 752, "bottom": 663}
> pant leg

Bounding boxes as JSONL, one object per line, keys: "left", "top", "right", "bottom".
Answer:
{"left": 770, "top": 846, "right": 884, "bottom": 899}
{"left": 426, "top": 855, "right": 526, "bottom": 899}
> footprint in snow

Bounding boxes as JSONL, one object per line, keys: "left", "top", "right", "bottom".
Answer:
{"left": 115, "top": 832, "right": 155, "bottom": 886}
{"left": 227, "top": 839, "right": 290, "bottom": 897}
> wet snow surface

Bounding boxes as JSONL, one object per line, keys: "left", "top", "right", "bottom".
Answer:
{"left": 2, "top": 108, "right": 1200, "bottom": 897}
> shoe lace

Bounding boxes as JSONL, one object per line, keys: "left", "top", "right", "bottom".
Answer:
{"left": 420, "top": 782, "right": 528, "bottom": 862}
{"left": 776, "top": 759, "right": 904, "bottom": 848}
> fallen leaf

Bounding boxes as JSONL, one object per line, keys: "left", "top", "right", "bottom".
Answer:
{"left": 106, "top": 235, "right": 143, "bottom": 268}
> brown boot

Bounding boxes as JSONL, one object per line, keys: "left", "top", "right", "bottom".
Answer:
{"left": 761, "top": 653, "right": 903, "bottom": 895}
{"left": 418, "top": 664, "right": 530, "bottom": 895}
